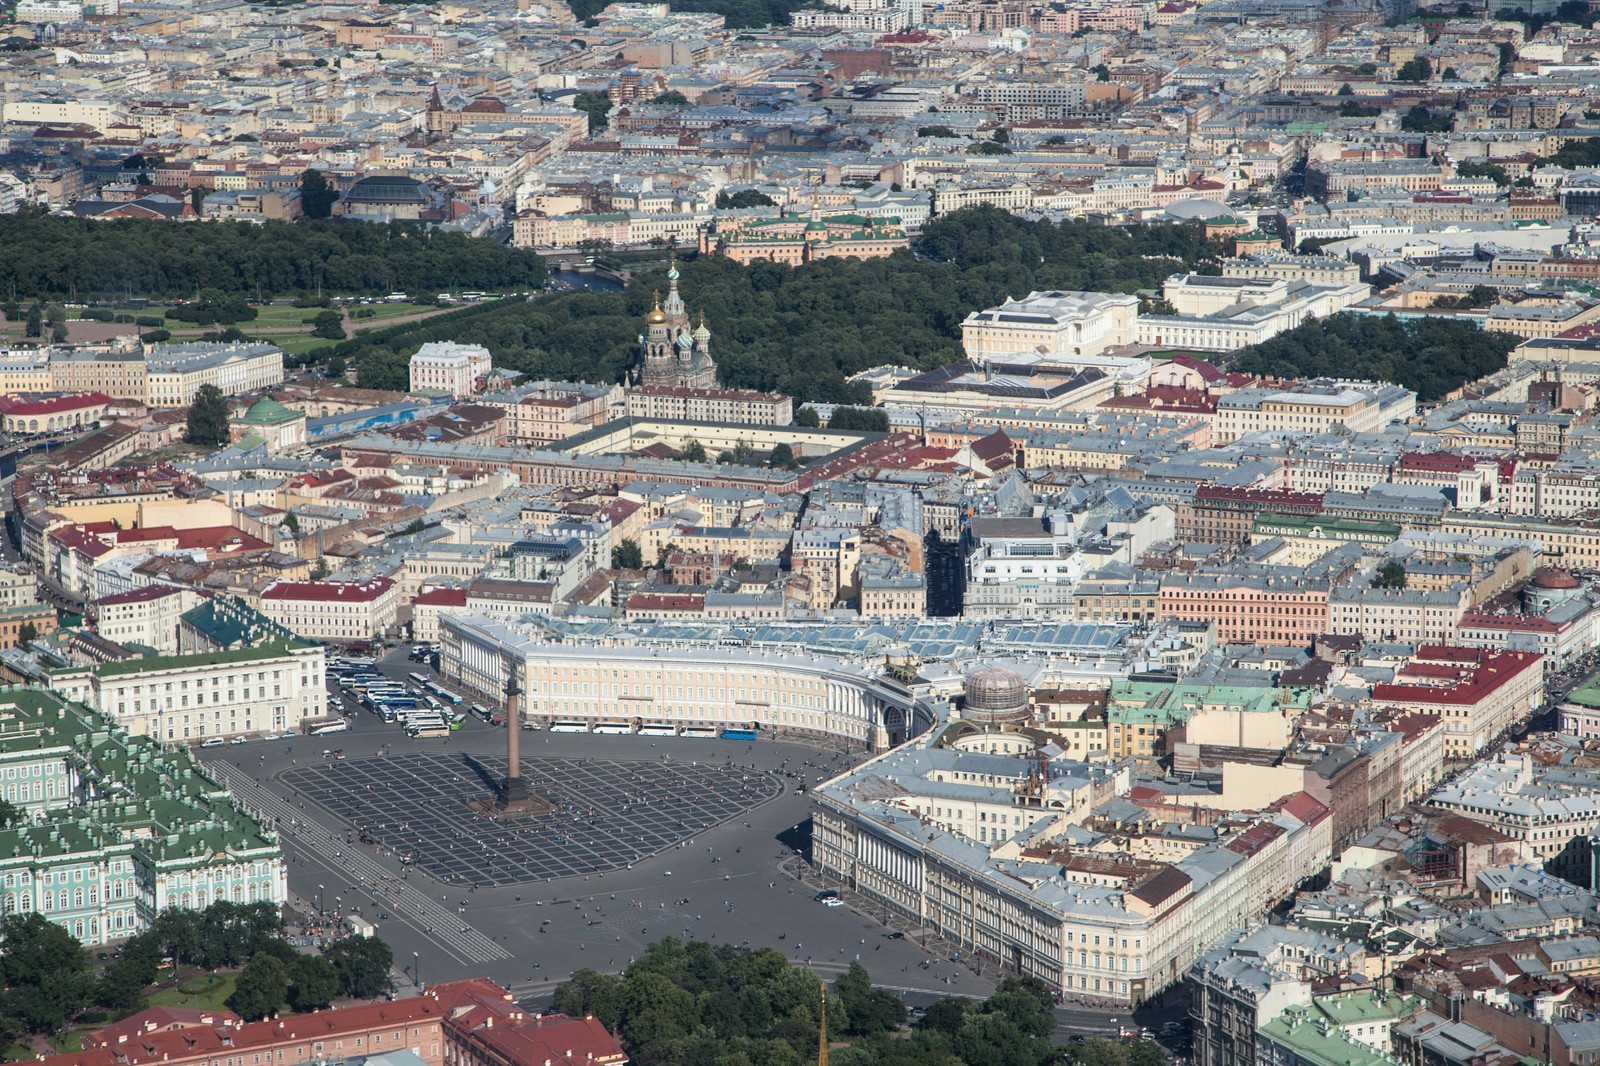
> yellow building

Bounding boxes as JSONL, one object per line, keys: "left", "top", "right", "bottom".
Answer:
{"left": 700, "top": 202, "right": 907, "bottom": 265}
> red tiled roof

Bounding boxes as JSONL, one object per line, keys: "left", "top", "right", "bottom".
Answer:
{"left": 0, "top": 392, "right": 114, "bottom": 416}
{"left": 626, "top": 592, "right": 705, "bottom": 611}
{"left": 175, "top": 527, "right": 270, "bottom": 552}
{"left": 413, "top": 587, "right": 468, "bottom": 606}
{"left": 95, "top": 586, "right": 197, "bottom": 607}
{"left": 262, "top": 577, "right": 395, "bottom": 602}
{"left": 1371, "top": 646, "right": 1543, "bottom": 707}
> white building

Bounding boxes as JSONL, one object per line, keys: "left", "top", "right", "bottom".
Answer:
{"left": 259, "top": 578, "right": 399, "bottom": 642}
{"left": 94, "top": 585, "right": 207, "bottom": 655}
{"left": 961, "top": 290, "right": 1140, "bottom": 363}
{"left": 439, "top": 614, "right": 933, "bottom": 750}
{"left": 145, "top": 342, "right": 285, "bottom": 408}
{"left": 409, "top": 341, "right": 493, "bottom": 398}
{"left": 47, "top": 639, "right": 325, "bottom": 742}
{"left": 1136, "top": 275, "right": 1370, "bottom": 352}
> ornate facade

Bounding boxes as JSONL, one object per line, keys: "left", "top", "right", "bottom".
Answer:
{"left": 637, "top": 262, "right": 717, "bottom": 389}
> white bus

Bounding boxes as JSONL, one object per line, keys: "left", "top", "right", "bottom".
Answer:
{"left": 681, "top": 727, "right": 717, "bottom": 737}
{"left": 549, "top": 721, "right": 589, "bottom": 733}
{"left": 592, "top": 724, "right": 633, "bottom": 735}
{"left": 310, "top": 720, "right": 349, "bottom": 735}
{"left": 639, "top": 725, "right": 676, "bottom": 736}
{"left": 405, "top": 720, "right": 449, "bottom": 739}
{"left": 408, "top": 672, "right": 430, "bottom": 686}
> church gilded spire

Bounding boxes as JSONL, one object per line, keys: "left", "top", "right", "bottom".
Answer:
{"left": 637, "top": 261, "right": 716, "bottom": 389}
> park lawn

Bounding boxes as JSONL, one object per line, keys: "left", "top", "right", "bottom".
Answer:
{"left": 276, "top": 336, "right": 340, "bottom": 356}
{"left": 147, "top": 973, "right": 237, "bottom": 1011}
{"left": 1, "top": 1043, "right": 33, "bottom": 1061}
{"left": 349, "top": 302, "right": 429, "bottom": 321}
{"left": 49, "top": 1030, "right": 88, "bottom": 1053}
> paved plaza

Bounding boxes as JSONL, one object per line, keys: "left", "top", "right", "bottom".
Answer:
{"left": 278, "top": 751, "right": 783, "bottom": 887}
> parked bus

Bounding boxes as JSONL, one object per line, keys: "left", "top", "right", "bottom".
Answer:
{"left": 639, "top": 725, "right": 676, "bottom": 736}
{"left": 593, "top": 724, "right": 632, "bottom": 735}
{"left": 405, "top": 720, "right": 449, "bottom": 739}
{"left": 549, "top": 721, "right": 589, "bottom": 733}
{"left": 682, "top": 727, "right": 717, "bottom": 737}
{"left": 407, "top": 672, "right": 430, "bottom": 686}
{"left": 308, "top": 719, "right": 349, "bottom": 735}
{"left": 721, "top": 728, "right": 758, "bottom": 741}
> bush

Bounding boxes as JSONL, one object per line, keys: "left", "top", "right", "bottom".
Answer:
{"left": 143, "top": 329, "right": 171, "bottom": 342}
{"left": 135, "top": 316, "right": 163, "bottom": 327}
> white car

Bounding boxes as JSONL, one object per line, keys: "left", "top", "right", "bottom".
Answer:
{"left": 822, "top": 897, "right": 844, "bottom": 908}
{"left": 229, "top": 736, "right": 248, "bottom": 745}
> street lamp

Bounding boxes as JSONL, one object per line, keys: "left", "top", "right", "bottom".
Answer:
{"left": 317, "top": 883, "right": 325, "bottom": 914}
{"left": 335, "top": 896, "right": 342, "bottom": 916}
{"left": 413, "top": 951, "right": 420, "bottom": 993}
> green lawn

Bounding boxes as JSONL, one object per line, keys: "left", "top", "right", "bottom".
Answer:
{"left": 49, "top": 1031, "right": 86, "bottom": 1053}
{"left": 1, "top": 1043, "right": 33, "bottom": 1061}
{"left": 147, "top": 973, "right": 237, "bottom": 1011}
{"left": 277, "top": 336, "right": 340, "bottom": 356}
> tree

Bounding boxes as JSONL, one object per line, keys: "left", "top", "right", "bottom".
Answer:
{"left": 991, "top": 126, "right": 1009, "bottom": 144}
{"left": 1457, "top": 161, "right": 1510, "bottom": 186}
{"left": 300, "top": 169, "right": 339, "bottom": 219}
{"left": 24, "top": 304, "right": 41, "bottom": 337}
{"left": 1092, "top": 62, "right": 1110, "bottom": 81}
{"left": 715, "top": 189, "right": 779, "bottom": 209}
{"left": 1397, "top": 56, "right": 1432, "bottom": 82}
{"left": 1401, "top": 105, "right": 1452, "bottom": 133}
{"left": 51, "top": 321, "right": 68, "bottom": 343}
{"left": 1442, "top": 66, "right": 1460, "bottom": 79}
{"left": 573, "top": 92, "right": 613, "bottom": 133}
{"left": 0, "top": 914, "right": 95, "bottom": 1034}
{"left": 681, "top": 439, "right": 708, "bottom": 462}
{"left": 1337, "top": 82, "right": 1354, "bottom": 95}
{"left": 186, "top": 383, "right": 231, "bottom": 447}
{"left": 967, "top": 140, "right": 1012, "bottom": 155}
{"left": 769, "top": 442, "right": 796, "bottom": 468}
{"left": 1373, "top": 560, "right": 1408, "bottom": 589}
{"left": 794, "top": 407, "right": 820, "bottom": 427}
{"left": 324, "top": 935, "right": 395, "bottom": 1000}
{"left": 829, "top": 407, "right": 890, "bottom": 432}
{"left": 652, "top": 90, "right": 689, "bottom": 104}
{"left": 227, "top": 954, "right": 289, "bottom": 1021}
{"left": 611, "top": 538, "right": 643, "bottom": 569}
{"left": 656, "top": 542, "right": 679, "bottom": 567}
{"left": 310, "top": 309, "right": 346, "bottom": 339}
{"left": 287, "top": 954, "right": 340, "bottom": 1012}
{"left": 190, "top": 187, "right": 206, "bottom": 216}
{"left": 327, "top": 355, "right": 347, "bottom": 378}
{"left": 14, "top": 622, "right": 37, "bottom": 647}
{"left": 917, "top": 125, "right": 959, "bottom": 138}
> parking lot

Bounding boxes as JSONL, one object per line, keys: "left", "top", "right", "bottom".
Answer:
{"left": 279, "top": 751, "right": 782, "bottom": 887}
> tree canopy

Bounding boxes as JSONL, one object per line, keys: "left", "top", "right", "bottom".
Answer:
{"left": 338, "top": 207, "right": 1220, "bottom": 404}
{"left": 1232, "top": 313, "right": 1519, "bottom": 402}
{"left": 0, "top": 213, "right": 544, "bottom": 302}
{"left": 549, "top": 940, "right": 1145, "bottom": 1066}
{"left": 187, "top": 384, "right": 231, "bottom": 447}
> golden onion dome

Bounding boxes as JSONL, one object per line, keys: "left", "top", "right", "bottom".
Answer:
{"left": 646, "top": 307, "right": 667, "bottom": 324}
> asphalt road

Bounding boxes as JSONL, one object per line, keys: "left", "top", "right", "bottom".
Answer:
{"left": 200, "top": 647, "right": 1005, "bottom": 1009}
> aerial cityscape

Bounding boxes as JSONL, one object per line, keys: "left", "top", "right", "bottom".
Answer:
{"left": 9, "top": 0, "right": 1600, "bottom": 1063}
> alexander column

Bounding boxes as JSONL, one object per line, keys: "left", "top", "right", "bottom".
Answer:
{"left": 498, "top": 648, "right": 531, "bottom": 805}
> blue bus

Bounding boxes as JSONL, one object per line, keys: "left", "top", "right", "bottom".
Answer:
{"left": 721, "top": 728, "right": 758, "bottom": 741}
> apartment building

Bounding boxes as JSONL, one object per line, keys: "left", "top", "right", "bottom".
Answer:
{"left": 1213, "top": 383, "right": 1416, "bottom": 445}
{"left": 625, "top": 385, "right": 793, "bottom": 426}
{"left": 94, "top": 585, "right": 208, "bottom": 654}
{"left": 1368, "top": 646, "right": 1543, "bottom": 759}
{"left": 409, "top": 342, "right": 492, "bottom": 398}
{"left": 260, "top": 577, "right": 399, "bottom": 642}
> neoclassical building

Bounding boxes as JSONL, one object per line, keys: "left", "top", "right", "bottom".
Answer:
{"left": 439, "top": 613, "right": 933, "bottom": 750}
{"left": 0, "top": 690, "right": 285, "bottom": 945}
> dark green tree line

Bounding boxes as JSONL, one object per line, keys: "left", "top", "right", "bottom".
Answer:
{"left": 0, "top": 212, "right": 543, "bottom": 302}
{"left": 1232, "top": 313, "right": 1520, "bottom": 401}
{"left": 337, "top": 207, "right": 1221, "bottom": 404}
